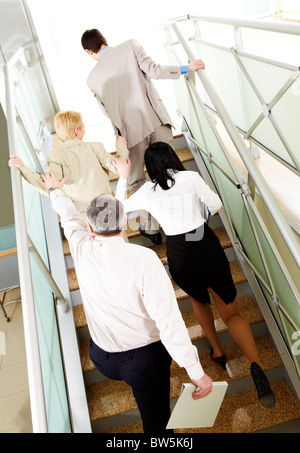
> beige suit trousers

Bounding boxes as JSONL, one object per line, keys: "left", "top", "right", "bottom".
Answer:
{"left": 127, "top": 124, "right": 173, "bottom": 192}
{"left": 127, "top": 124, "right": 173, "bottom": 233}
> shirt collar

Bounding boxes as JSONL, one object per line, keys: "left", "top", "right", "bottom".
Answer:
{"left": 93, "top": 235, "right": 124, "bottom": 245}
{"left": 99, "top": 46, "right": 108, "bottom": 56}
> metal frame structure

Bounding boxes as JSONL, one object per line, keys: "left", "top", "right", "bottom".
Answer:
{"left": 161, "top": 15, "right": 300, "bottom": 396}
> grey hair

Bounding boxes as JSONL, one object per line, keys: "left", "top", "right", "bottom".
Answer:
{"left": 86, "top": 194, "right": 125, "bottom": 235}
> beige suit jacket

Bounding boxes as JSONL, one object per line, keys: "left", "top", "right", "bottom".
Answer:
{"left": 87, "top": 39, "right": 182, "bottom": 149}
{"left": 20, "top": 139, "right": 128, "bottom": 218}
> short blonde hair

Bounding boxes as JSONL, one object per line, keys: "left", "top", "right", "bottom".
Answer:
{"left": 54, "top": 110, "right": 83, "bottom": 142}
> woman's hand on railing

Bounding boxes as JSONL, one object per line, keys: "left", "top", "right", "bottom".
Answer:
{"left": 188, "top": 59, "right": 205, "bottom": 72}
{"left": 38, "top": 171, "right": 67, "bottom": 192}
{"left": 112, "top": 157, "right": 131, "bottom": 179}
{"left": 8, "top": 155, "right": 25, "bottom": 169}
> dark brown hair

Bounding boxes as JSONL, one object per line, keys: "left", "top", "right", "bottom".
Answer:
{"left": 81, "top": 29, "right": 108, "bottom": 53}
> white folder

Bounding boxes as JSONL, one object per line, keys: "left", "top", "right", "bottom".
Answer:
{"left": 167, "top": 381, "right": 228, "bottom": 429}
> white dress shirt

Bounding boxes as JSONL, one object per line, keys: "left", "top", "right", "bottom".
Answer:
{"left": 115, "top": 170, "right": 223, "bottom": 235}
{"left": 50, "top": 189, "right": 204, "bottom": 380}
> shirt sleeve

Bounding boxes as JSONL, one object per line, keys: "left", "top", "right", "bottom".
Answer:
{"left": 20, "top": 165, "right": 48, "bottom": 196}
{"left": 114, "top": 178, "right": 147, "bottom": 213}
{"left": 91, "top": 142, "right": 129, "bottom": 176}
{"left": 193, "top": 172, "right": 223, "bottom": 216}
{"left": 142, "top": 251, "right": 204, "bottom": 380}
{"left": 180, "top": 65, "right": 190, "bottom": 74}
{"left": 50, "top": 189, "right": 90, "bottom": 254}
{"left": 20, "top": 161, "right": 63, "bottom": 197}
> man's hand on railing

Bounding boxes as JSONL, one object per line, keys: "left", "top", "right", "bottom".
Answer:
{"left": 188, "top": 59, "right": 205, "bottom": 72}
{"left": 38, "top": 171, "right": 67, "bottom": 192}
{"left": 8, "top": 155, "right": 25, "bottom": 169}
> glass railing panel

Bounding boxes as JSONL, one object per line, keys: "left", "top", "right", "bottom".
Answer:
{"left": 246, "top": 198, "right": 300, "bottom": 371}
{"left": 166, "top": 48, "right": 240, "bottom": 185}
{"left": 17, "top": 122, "right": 48, "bottom": 264}
{"left": 238, "top": 55, "right": 299, "bottom": 169}
{"left": 269, "top": 84, "right": 300, "bottom": 165}
{"left": 251, "top": 116, "right": 296, "bottom": 168}
{"left": 240, "top": 28, "right": 300, "bottom": 66}
{"left": 12, "top": 90, "right": 71, "bottom": 432}
{"left": 191, "top": 41, "right": 261, "bottom": 133}
{"left": 30, "top": 255, "right": 71, "bottom": 433}
{"left": 190, "top": 38, "right": 300, "bottom": 172}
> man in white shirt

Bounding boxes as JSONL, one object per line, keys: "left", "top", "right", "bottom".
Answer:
{"left": 39, "top": 171, "right": 212, "bottom": 433}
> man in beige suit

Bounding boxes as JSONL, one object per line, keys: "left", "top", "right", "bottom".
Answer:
{"left": 81, "top": 29, "right": 205, "bottom": 243}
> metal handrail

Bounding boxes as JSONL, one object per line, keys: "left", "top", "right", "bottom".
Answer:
{"left": 171, "top": 21, "right": 300, "bottom": 270}
{"left": 3, "top": 48, "right": 68, "bottom": 433}
{"left": 168, "top": 14, "right": 300, "bottom": 36}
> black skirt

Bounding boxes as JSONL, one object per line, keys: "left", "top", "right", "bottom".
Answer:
{"left": 166, "top": 223, "right": 237, "bottom": 305}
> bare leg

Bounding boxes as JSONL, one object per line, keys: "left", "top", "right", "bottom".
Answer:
{"left": 191, "top": 297, "right": 224, "bottom": 358}
{"left": 209, "top": 288, "right": 263, "bottom": 367}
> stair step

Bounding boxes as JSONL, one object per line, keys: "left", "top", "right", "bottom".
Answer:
{"left": 108, "top": 147, "right": 194, "bottom": 182}
{"left": 105, "top": 379, "right": 300, "bottom": 433}
{"left": 86, "top": 335, "right": 283, "bottom": 424}
{"left": 79, "top": 295, "right": 263, "bottom": 373}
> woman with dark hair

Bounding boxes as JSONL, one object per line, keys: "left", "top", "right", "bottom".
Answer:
{"left": 113, "top": 142, "right": 275, "bottom": 409}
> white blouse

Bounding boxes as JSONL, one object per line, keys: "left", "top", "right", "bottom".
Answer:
{"left": 115, "top": 170, "right": 223, "bottom": 235}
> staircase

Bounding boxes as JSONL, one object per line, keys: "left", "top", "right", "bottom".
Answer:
{"left": 63, "top": 134, "right": 300, "bottom": 433}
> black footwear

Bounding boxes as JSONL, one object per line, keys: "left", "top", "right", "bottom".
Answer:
{"left": 250, "top": 362, "right": 275, "bottom": 409}
{"left": 139, "top": 223, "right": 162, "bottom": 245}
{"left": 210, "top": 347, "right": 227, "bottom": 370}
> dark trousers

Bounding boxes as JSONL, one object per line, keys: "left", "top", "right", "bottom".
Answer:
{"left": 89, "top": 339, "right": 173, "bottom": 433}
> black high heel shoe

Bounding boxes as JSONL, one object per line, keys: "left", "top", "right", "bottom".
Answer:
{"left": 210, "top": 347, "right": 227, "bottom": 370}
{"left": 139, "top": 222, "right": 162, "bottom": 245}
{"left": 250, "top": 362, "right": 275, "bottom": 409}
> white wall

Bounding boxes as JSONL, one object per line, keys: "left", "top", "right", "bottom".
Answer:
{"left": 26, "top": 0, "right": 277, "bottom": 148}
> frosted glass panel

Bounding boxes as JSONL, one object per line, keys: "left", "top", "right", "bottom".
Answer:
{"left": 15, "top": 115, "right": 71, "bottom": 433}
{"left": 252, "top": 117, "right": 296, "bottom": 168}
{"left": 191, "top": 41, "right": 300, "bottom": 171}
{"left": 15, "top": 70, "right": 41, "bottom": 149}
{"left": 193, "top": 43, "right": 249, "bottom": 132}
{"left": 239, "top": 55, "right": 300, "bottom": 169}
{"left": 30, "top": 256, "right": 71, "bottom": 433}
{"left": 247, "top": 201, "right": 300, "bottom": 370}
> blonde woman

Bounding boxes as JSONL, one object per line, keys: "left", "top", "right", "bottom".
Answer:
{"left": 9, "top": 110, "right": 128, "bottom": 224}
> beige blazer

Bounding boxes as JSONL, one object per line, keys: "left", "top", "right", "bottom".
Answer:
{"left": 87, "top": 39, "right": 182, "bottom": 149}
{"left": 20, "top": 139, "right": 128, "bottom": 218}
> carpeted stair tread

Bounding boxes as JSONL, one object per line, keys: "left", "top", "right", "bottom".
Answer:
{"left": 105, "top": 379, "right": 300, "bottom": 433}
{"left": 109, "top": 147, "right": 194, "bottom": 182}
{"left": 79, "top": 295, "right": 263, "bottom": 372}
{"left": 86, "top": 335, "right": 283, "bottom": 423}
{"left": 182, "top": 295, "right": 263, "bottom": 343}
